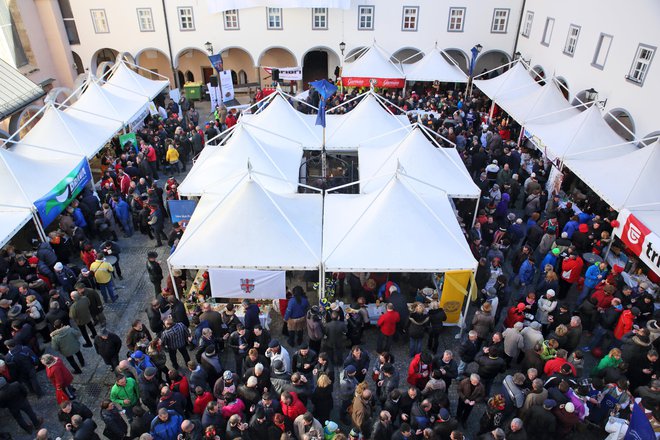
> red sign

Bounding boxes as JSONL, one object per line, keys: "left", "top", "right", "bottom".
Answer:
{"left": 621, "top": 213, "right": 651, "bottom": 257}
{"left": 341, "top": 77, "right": 406, "bottom": 88}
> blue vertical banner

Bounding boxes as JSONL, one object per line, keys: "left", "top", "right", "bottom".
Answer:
{"left": 34, "top": 159, "right": 92, "bottom": 227}
{"left": 310, "top": 79, "right": 338, "bottom": 128}
{"left": 208, "top": 53, "right": 224, "bottom": 75}
{"left": 469, "top": 46, "right": 479, "bottom": 76}
{"left": 625, "top": 402, "right": 654, "bottom": 440}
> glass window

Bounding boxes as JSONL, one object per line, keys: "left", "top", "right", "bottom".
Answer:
{"left": 137, "top": 8, "right": 154, "bottom": 32}
{"left": 563, "top": 24, "right": 580, "bottom": 56}
{"left": 447, "top": 7, "right": 465, "bottom": 32}
{"left": 402, "top": 6, "right": 418, "bottom": 31}
{"left": 0, "top": 2, "right": 28, "bottom": 66}
{"left": 223, "top": 9, "right": 239, "bottom": 30}
{"left": 592, "top": 33, "right": 613, "bottom": 69}
{"left": 90, "top": 9, "right": 109, "bottom": 33}
{"left": 358, "top": 5, "right": 374, "bottom": 30}
{"left": 57, "top": 0, "right": 79, "bottom": 44}
{"left": 627, "top": 44, "right": 655, "bottom": 86}
{"left": 541, "top": 17, "right": 554, "bottom": 46}
{"left": 521, "top": 11, "right": 533, "bottom": 37}
{"left": 267, "top": 7, "right": 282, "bottom": 29}
{"left": 312, "top": 8, "right": 327, "bottom": 30}
{"left": 178, "top": 7, "right": 195, "bottom": 31}
{"left": 491, "top": 9, "right": 509, "bottom": 33}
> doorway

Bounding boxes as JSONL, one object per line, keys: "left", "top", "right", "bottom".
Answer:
{"left": 202, "top": 67, "right": 214, "bottom": 85}
{"left": 303, "top": 50, "right": 328, "bottom": 89}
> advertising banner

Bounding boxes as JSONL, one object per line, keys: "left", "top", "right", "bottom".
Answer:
{"left": 615, "top": 209, "right": 660, "bottom": 276}
{"left": 219, "top": 70, "right": 235, "bottom": 102}
{"left": 206, "top": 82, "right": 221, "bottom": 110}
{"left": 167, "top": 199, "right": 197, "bottom": 226}
{"left": 263, "top": 66, "right": 303, "bottom": 81}
{"left": 119, "top": 132, "right": 137, "bottom": 147}
{"left": 34, "top": 159, "right": 92, "bottom": 227}
{"left": 208, "top": 268, "right": 286, "bottom": 299}
{"left": 340, "top": 77, "right": 406, "bottom": 88}
{"left": 439, "top": 270, "right": 474, "bottom": 325}
{"left": 209, "top": 53, "right": 224, "bottom": 75}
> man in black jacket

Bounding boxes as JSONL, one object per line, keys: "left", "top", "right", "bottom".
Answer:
{"left": 94, "top": 328, "right": 122, "bottom": 370}
{"left": 58, "top": 400, "right": 94, "bottom": 430}
{"left": 138, "top": 367, "right": 161, "bottom": 414}
{"left": 146, "top": 252, "right": 163, "bottom": 296}
{"left": 71, "top": 415, "right": 100, "bottom": 440}
{"left": 0, "top": 377, "right": 42, "bottom": 433}
{"left": 372, "top": 410, "right": 394, "bottom": 440}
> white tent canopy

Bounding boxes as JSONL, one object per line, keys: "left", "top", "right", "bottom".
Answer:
{"left": 70, "top": 78, "right": 148, "bottom": 126}
{"left": 341, "top": 44, "right": 405, "bottom": 80}
{"left": 0, "top": 155, "right": 36, "bottom": 247}
{"left": 496, "top": 79, "right": 580, "bottom": 126}
{"left": 325, "top": 93, "right": 410, "bottom": 150}
{"left": 474, "top": 62, "right": 541, "bottom": 101}
{"left": 403, "top": 47, "right": 468, "bottom": 83}
{"left": 169, "top": 173, "right": 322, "bottom": 270}
{"left": 323, "top": 172, "right": 477, "bottom": 272}
{"left": 178, "top": 124, "right": 303, "bottom": 196}
{"left": 0, "top": 208, "right": 33, "bottom": 248}
{"left": 239, "top": 93, "right": 321, "bottom": 147}
{"left": 16, "top": 104, "right": 120, "bottom": 159}
{"left": 105, "top": 62, "right": 169, "bottom": 100}
{"left": 358, "top": 126, "right": 480, "bottom": 198}
{"left": 564, "top": 140, "right": 660, "bottom": 211}
{"left": 525, "top": 104, "right": 638, "bottom": 161}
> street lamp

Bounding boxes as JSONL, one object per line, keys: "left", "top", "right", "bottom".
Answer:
{"left": 204, "top": 41, "right": 214, "bottom": 55}
{"left": 585, "top": 87, "right": 598, "bottom": 101}
{"left": 339, "top": 41, "right": 346, "bottom": 56}
{"left": 514, "top": 51, "right": 521, "bottom": 60}
{"left": 474, "top": 43, "right": 483, "bottom": 54}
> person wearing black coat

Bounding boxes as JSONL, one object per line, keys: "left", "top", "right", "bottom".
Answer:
{"left": 427, "top": 305, "right": 447, "bottom": 354}
{"left": 522, "top": 403, "right": 556, "bottom": 440}
{"left": 0, "top": 377, "right": 42, "bottom": 433}
{"left": 249, "top": 409, "right": 272, "bottom": 439}
{"left": 94, "top": 329, "right": 122, "bottom": 370}
{"left": 58, "top": 400, "right": 94, "bottom": 428}
{"left": 167, "top": 296, "right": 190, "bottom": 328}
{"left": 72, "top": 417, "right": 100, "bottom": 440}
{"left": 310, "top": 376, "right": 334, "bottom": 424}
{"left": 129, "top": 406, "right": 153, "bottom": 439}
{"left": 476, "top": 347, "right": 507, "bottom": 395}
{"left": 100, "top": 400, "right": 129, "bottom": 440}
{"left": 389, "top": 289, "right": 409, "bottom": 339}
{"left": 372, "top": 411, "right": 394, "bottom": 440}
{"left": 146, "top": 252, "right": 163, "bottom": 296}
{"left": 138, "top": 369, "right": 161, "bottom": 414}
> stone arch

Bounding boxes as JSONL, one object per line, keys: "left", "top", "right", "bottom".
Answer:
{"left": 258, "top": 46, "right": 298, "bottom": 67}
{"left": 302, "top": 46, "right": 341, "bottom": 85}
{"left": 185, "top": 70, "right": 194, "bottom": 82}
{"left": 474, "top": 50, "right": 511, "bottom": 78}
{"left": 8, "top": 105, "right": 43, "bottom": 140}
{"left": 135, "top": 48, "right": 173, "bottom": 83}
{"left": 45, "top": 87, "right": 73, "bottom": 105}
{"left": 391, "top": 47, "right": 423, "bottom": 65}
{"left": 220, "top": 46, "right": 257, "bottom": 84}
{"left": 71, "top": 51, "right": 85, "bottom": 75}
{"left": 174, "top": 47, "right": 209, "bottom": 87}
{"left": 443, "top": 48, "right": 469, "bottom": 73}
{"left": 91, "top": 48, "right": 118, "bottom": 76}
{"left": 531, "top": 64, "right": 546, "bottom": 85}
{"left": 344, "top": 46, "right": 367, "bottom": 63}
{"left": 554, "top": 76, "right": 569, "bottom": 100}
{"left": 238, "top": 70, "right": 248, "bottom": 84}
{"left": 604, "top": 108, "right": 636, "bottom": 142}
{"left": 641, "top": 130, "right": 660, "bottom": 146}
{"left": 116, "top": 51, "right": 136, "bottom": 66}
{"left": 97, "top": 61, "right": 115, "bottom": 78}
{"left": 571, "top": 89, "right": 596, "bottom": 111}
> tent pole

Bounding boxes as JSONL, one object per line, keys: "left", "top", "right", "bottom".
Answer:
{"left": 456, "top": 281, "right": 470, "bottom": 339}
{"left": 167, "top": 260, "right": 180, "bottom": 299}
{"left": 472, "top": 198, "right": 479, "bottom": 229}
{"left": 319, "top": 264, "right": 325, "bottom": 299}
{"left": 32, "top": 210, "right": 47, "bottom": 242}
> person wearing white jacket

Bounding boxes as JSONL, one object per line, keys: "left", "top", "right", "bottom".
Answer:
{"left": 536, "top": 289, "right": 558, "bottom": 330}
{"left": 604, "top": 416, "right": 628, "bottom": 440}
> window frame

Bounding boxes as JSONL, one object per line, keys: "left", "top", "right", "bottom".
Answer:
{"left": 447, "top": 7, "right": 465, "bottom": 33}
{"left": 136, "top": 7, "right": 154, "bottom": 32}
{"left": 357, "top": 5, "right": 374, "bottom": 31}
{"left": 266, "top": 7, "right": 282, "bottom": 30}
{"left": 90, "top": 8, "right": 109, "bottom": 34}
{"left": 401, "top": 6, "right": 419, "bottom": 32}
{"left": 591, "top": 33, "right": 613, "bottom": 70}
{"left": 627, "top": 43, "right": 656, "bottom": 87}
{"left": 223, "top": 9, "right": 239, "bottom": 30}
{"left": 311, "top": 7, "right": 328, "bottom": 30}
{"left": 177, "top": 6, "right": 195, "bottom": 31}
{"left": 521, "top": 10, "right": 533, "bottom": 38}
{"left": 491, "top": 8, "right": 510, "bottom": 34}
{"left": 541, "top": 17, "right": 554, "bottom": 46}
{"left": 563, "top": 24, "right": 581, "bottom": 57}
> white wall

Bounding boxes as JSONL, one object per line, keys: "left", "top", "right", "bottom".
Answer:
{"left": 517, "top": 0, "right": 660, "bottom": 139}
{"left": 67, "top": 0, "right": 523, "bottom": 81}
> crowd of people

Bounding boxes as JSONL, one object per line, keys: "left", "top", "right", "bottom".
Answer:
{"left": 0, "top": 82, "right": 657, "bottom": 440}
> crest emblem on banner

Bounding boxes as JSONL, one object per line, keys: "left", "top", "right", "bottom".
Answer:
{"left": 240, "top": 278, "right": 255, "bottom": 294}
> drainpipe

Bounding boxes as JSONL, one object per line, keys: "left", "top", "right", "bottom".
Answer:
{"left": 161, "top": 0, "right": 180, "bottom": 89}
{"left": 511, "top": 0, "right": 527, "bottom": 60}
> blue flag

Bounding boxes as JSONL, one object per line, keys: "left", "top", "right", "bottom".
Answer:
{"left": 209, "top": 53, "right": 224, "bottom": 75}
{"left": 469, "top": 46, "right": 479, "bottom": 76}
{"left": 310, "top": 79, "right": 337, "bottom": 128}
{"left": 625, "top": 402, "right": 654, "bottom": 440}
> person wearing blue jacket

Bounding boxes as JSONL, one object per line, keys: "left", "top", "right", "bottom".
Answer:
{"left": 578, "top": 262, "right": 608, "bottom": 305}
{"left": 539, "top": 248, "right": 561, "bottom": 271}
{"left": 518, "top": 256, "right": 536, "bottom": 288}
{"left": 112, "top": 195, "right": 133, "bottom": 237}
{"left": 562, "top": 216, "right": 580, "bottom": 239}
{"left": 284, "top": 286, "right": 309, "bottom": 347}
{"left": 150, "top": 408, "right": 183, "bottom": 440}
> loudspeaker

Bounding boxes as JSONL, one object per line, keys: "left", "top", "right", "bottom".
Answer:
{"left": 272, "top": 68, "right": 280, "bottom": 81}
{"left": 209, "top": 75, "right": 218, "bottom": 87}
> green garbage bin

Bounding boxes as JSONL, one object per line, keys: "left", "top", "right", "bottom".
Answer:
{"left": 183, "top": 83, "right": 202, "bottom": 101}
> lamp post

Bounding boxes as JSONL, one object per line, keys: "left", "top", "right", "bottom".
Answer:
{"left": 204, "top": 41, "right": 213, "bottom": 55}
{"left": 339, "top": 41, "right": 346, "bottom": 91}
{"left": 468, "top": 43, "right": 482, "bottom": 97}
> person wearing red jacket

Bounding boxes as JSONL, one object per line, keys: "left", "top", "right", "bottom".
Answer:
{"left": 193, "top": 388, "right": 214, "bottom": 415}
{"left": 42, "top": 354, "right": 75, "bottom": 404}
{"left": 280, "top": 391, "right": 306, "bottom": 422}
{"left": 614, "top": 307, "right": 640, "bottom": 340}
{"left": 559, "top": 253, "right": 584, "bottom": 299}
{"left": 543, "top": 349, "right": 576, "bottom": 376}
{"left": 168, "top": 370, "right": 190, "bottom": 406}
{"left": 591, "top": 284, "right": 616, "bottom": 310}
{"left": 407, "top": 351, "right": 433, "bottom": 389}
{"left": 117, "top": 169, "right": 131, "bottom": 196}
{"left": 376, "top": 303, "right": 400, "bottom": 353}
{"left": 504, "top": 303, "right": 526, "bottom": 328}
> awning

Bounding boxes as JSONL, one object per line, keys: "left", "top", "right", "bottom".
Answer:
{"left": 170, "top": 173, "right": 322, "bottom": 270}
{"left": 341, "top": 44, "right": 406, "bottom": 88}
{"left": 403, "top": 47, "right": 468, "bottom": 83}
{"left": 104, "top": 62, "right": 169, "bottom": 100}
{"left": 496, "top": 79, "right": 579, "bottom": 126}
{"left": 323, "top": 172, "right": 477, "bottom": 272}
{"left": 474, "top": 62, "right": 541, "bottom": 101}
{"left": 70, "top": 78, "right": 148, "bottom": 126}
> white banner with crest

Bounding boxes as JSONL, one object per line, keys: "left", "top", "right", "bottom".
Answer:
{"left": 208, "top": 268, "right": 286, "bottom": 298}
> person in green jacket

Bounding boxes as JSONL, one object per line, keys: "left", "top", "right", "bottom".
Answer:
{"left": 592, "top": 348, "right": 623, "bottom": 375}
{"left": 540, "top": 338, "right": 559, "bottom": 361}
{"left": 110, "top": 374, "right": 140, "bottom": 422}
{"left": 50, "top": 320, "right": 85, "bottom": 374}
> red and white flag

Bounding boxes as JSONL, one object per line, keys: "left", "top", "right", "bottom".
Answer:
{"left": 209, "top": 268, "right": 286, "bottom": 299}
